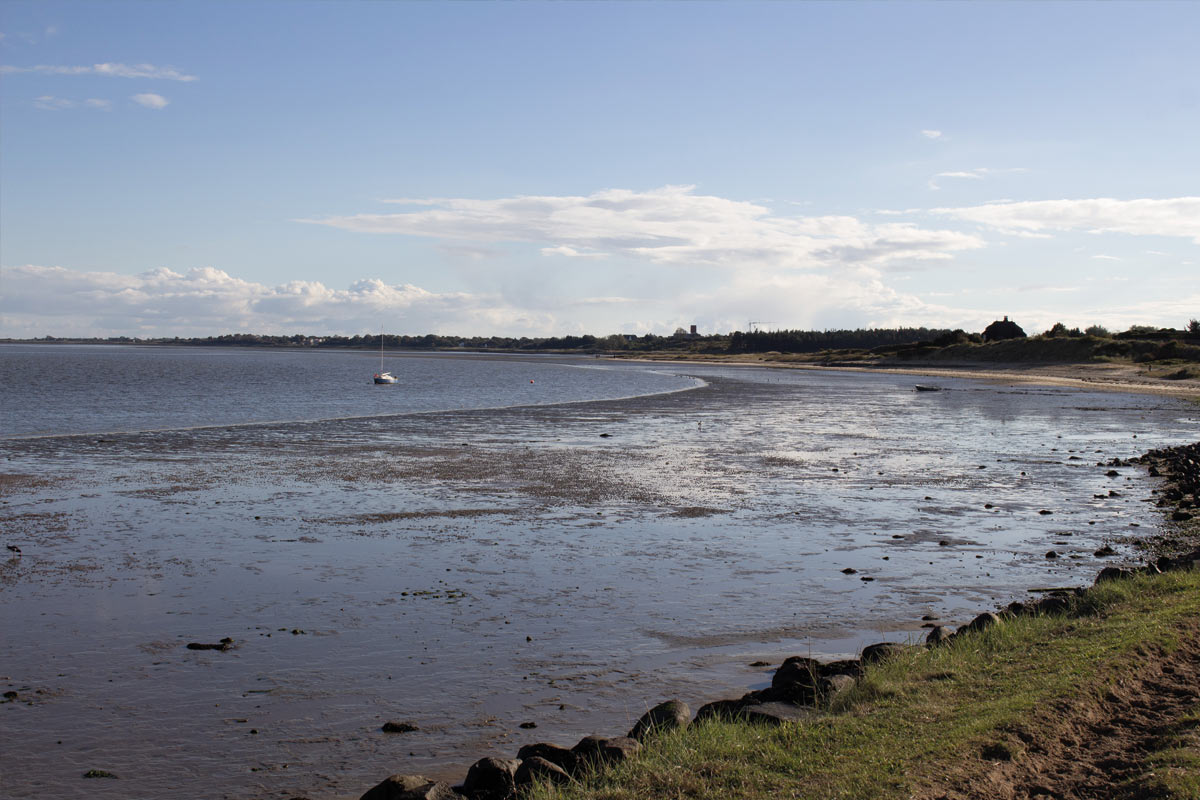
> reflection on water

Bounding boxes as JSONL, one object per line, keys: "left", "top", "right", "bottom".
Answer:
{"left": 0, "top": 359, "right": 1196, "bottom": 800}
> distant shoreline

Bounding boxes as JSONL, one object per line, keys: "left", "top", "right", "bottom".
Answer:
{"left": 612, "top": 354, "right": 1200, "bottom": 399}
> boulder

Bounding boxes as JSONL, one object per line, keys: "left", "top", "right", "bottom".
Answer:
{"left": 360, "top": 776, "right": 456, "bottom": 800}
{"left": 771, "top": 657, "right": 822, "bottom": 690}
{"left": 861, "top": 642, "right": 912, "bottom": 665}
{"left": 925, "top": 626, "right": 955, "bottom": 646}
{"left": 1095, "top": 566, "right": 1136, "bottom": 583}
{"left": 461, "top": 757, "right": 520, "bottom": 800}
{"left": 695, "top": 698, "right": 747, "bottom": 722}
{"left": 571, "top": 735, "right": 641, "bottom": 771}
{"left": 514, "top": 756, "right": 572, "bottom": 787}
{"left": 1035, "top": 595, "right": 1071, "bottom": 615}
{"left": 819, "top": 673, "right": 855, "bottom": 702}
{"left": 821, "top": 659, "right": 863, "bottom": 678}
{"left": 628, "top": 700, "right": 690, "bottom": 741}
{"left": 741, "top": 702, "right": 817, "bottom": 726}
{"left": 963, "top": 612, "right": 1002, "bottom": 634}
{"left": 515, "top": 743, "right": 576, "bottom": 775}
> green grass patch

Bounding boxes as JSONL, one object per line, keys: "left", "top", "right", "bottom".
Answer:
{"left": 528, "top": 570, "right": 1200, "bottom": 800}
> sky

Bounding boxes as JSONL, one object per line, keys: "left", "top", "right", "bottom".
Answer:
{"left": 1, "top": 1, "right": 1197, "bottom": 339}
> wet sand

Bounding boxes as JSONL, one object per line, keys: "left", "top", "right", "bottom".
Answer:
{"left": 1, "top": 365, "right": 1197, "bottom": 799}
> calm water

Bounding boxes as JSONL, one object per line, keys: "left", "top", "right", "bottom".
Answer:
{"left": 1, "top": 347, "right": 1197, "bottom": 800}
{"left": 0, "top": 344, "right": 701, "bottom": 437}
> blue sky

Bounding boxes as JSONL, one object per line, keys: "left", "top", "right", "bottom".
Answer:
{"left": 2, "top": 1, "right": 1197, "bottom": 338}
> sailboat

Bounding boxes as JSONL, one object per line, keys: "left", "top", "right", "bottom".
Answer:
{"left": 373, "top": 330, "right": 397, "bottom": 384}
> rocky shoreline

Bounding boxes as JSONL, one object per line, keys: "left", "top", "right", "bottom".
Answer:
{"left": 348, "top": 441, "right": 1200, "bottom": 800}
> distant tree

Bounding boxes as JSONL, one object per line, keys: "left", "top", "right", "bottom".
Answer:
{"left": 1189, "top": 319, "right": 1200, "bottom": 334}
{"left": 1084, "top": 325, "right": 1111, "bottom": 337}
{"left": 1042, "top": 322, "right": 1082, "bottom": 337}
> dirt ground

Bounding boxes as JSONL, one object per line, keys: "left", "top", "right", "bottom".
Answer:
{"left": 913, "top": 615, "right": 1200, "bottom": 800}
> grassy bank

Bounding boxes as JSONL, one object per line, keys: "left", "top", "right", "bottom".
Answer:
{"left": 529, "top": 569, "right": 1200, "bottom": 800}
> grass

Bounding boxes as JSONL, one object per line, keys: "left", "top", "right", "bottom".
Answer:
{"left": 526, "top": 570, "right": 1200, "bottom": 800}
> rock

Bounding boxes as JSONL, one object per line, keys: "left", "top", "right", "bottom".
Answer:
{"left": 1172, "top": 510, "right": 1193, "bottom": 521}
{"left": 695, "top": 698, "right": 747, "bottom": 722}
{"left": 771, "top": 657, "right": 822, "bottom": 690}
{"left": 381, "top": 721, "right": 419, "bottom": 733}
{"left": 841, "top": 567, "right": 857, "bottom": 574}
{"left": 462, "top": 757, "right": 520, "bottom": 800}
{"left": 1095, "top": 566, "right": 1136, "bottom": 583}
{"left": 926, "top": 626, "right": 955, "bottom": 646}
{"left": 82, "top": 769, "right": 118, "bottom": 779}
{"left": 1035, "top": 595, "right": 1071, "bottom": 615}
{"left": 821, "top": 659, "right": 863, "bottom": 678}
{"left": 186, "top": 638, "right": 233, "bottom": 651}
{"left": 741, "top": 702, "right": 817, "bottom": 726}
{"left": 1045, "top": 550, "right": 1058, "bottom": 559}
{"left": 516, "top": 743, "right": 577, "bottom": 774}
{"left": 1038, "top": 509, "right": 1053, "bottom": 515}
{"left": 628, "top": 699, "right": 690, "bottom": 741}
{"left": 963, "top": 612, "right": 1002, "bottom": 634}
{"left": 518, "top": 721, "right": 537, "bottom": 729}
{"left": 572, "top": 735, "right": 641, "bottom": 770}
{"left": 514, "top": 756, "right": 573, "bottom": 787}
{"left": 1094, "top": 544, "right": 1117, "bottom": 557}
{"left": 861, "top": 642, "right": 912, "bottom": 665}
{"left": 819, "top": 673, "right": 855, "bottom": 701}
{"left": 360, "top": 777, "right": 441, "bottom": 800}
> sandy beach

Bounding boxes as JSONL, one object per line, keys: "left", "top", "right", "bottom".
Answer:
{"left": 614, "top": 355, "right": 1200, "bottom": 399}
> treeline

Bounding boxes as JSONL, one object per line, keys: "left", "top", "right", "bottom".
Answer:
{"left": 16, "top": 321, "right": 1198, "bottom": 354}
{"left": 726, "top": 327, "right": 956, "bottom": 354}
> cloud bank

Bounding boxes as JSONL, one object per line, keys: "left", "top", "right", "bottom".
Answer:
{"left": 305, "top": 185, "right": 985, "bottom": 270}
{"left": 936, "top": 197, "right": 1200, "bottom": 243}
{"left": 0, "top": 265, "right": 538, "bottom": 338}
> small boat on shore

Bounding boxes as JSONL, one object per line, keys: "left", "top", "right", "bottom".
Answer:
{"left": 914, "top": 384, "right": 943, "bottom": 392}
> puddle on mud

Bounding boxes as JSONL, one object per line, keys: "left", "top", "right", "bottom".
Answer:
{"left": 1, "top": 367, "right": 1196, "bottom": 799}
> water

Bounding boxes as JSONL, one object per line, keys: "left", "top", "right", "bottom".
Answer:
{"left": 0, "top": 344, "right": 700, "bottom": 437}
{"left": 1, "top": 346, "right": 1196, "bottom": 800}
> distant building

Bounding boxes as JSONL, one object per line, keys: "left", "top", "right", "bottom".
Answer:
{"left": 982, "top": 315, "right": 1027, "bottom": 342}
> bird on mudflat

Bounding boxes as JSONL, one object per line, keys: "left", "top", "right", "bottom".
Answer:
{"left": 5, "top": 545, "right": 21, "bottom": 555}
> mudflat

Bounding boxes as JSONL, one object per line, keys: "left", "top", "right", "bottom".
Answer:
{"left": 1, "top": 365, "right": 1195, "bottom": 799}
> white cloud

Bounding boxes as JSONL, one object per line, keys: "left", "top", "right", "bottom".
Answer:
{"left": 33, "top": 95, "right": 114, "bottom": 111}
{"left": 303, "top": 185, "right": 985, "bottom": 270}
{"left": 927, "top": 167, "right": 1027, "bottom": 190}
{"left": 0, "top": 62, "right": 197, "bottom": 81}
{"left": 132, "top": 92, "right": 169, "bottom": 109}
{"left": 935, "top": 197, "right": 1200, "bottom": 243}
{"left": 540, "top": 245, "right": 606, "bottom": 259}
{"left": 921, "top": 129, "right": 943, "bottom": 140}
{"left": 1091, "top": 254, "right": 1121, "bottom": 261}
{"left": 33, "top": 95, "right": 74, "bottom": 110}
